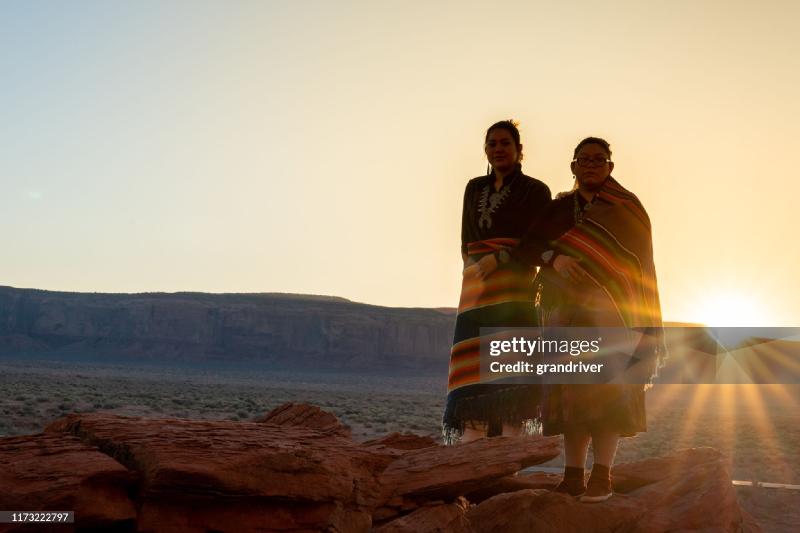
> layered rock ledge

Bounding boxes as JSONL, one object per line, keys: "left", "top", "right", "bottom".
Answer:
{"left": 0, "top": 403, "right": 760, "bottom": 532}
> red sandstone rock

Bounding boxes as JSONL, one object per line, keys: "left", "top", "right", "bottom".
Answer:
{"left": 468, "top": 489, "right": 642, "bottom": 532}
{"left": 372, "top": 505, "right": 401, "bottom": 522}
{"left": 620, "top": 448, "right": 762, "bottom": 532}
{"left": 467, "top": 447, "right": 762, "bottom": 533}
{"left": 135, "top": 499, "right": 371, "bottom": 533}
{"left": 374, "top": 498, "right": 473, "bottom": 533}
{"left": 378, "top": 435, "right": 561, "bottom": 501}
{"left": 464, "top": 470, "right": 561, "bottom": 504}
{"left": 46, "top": 413, "right": 375, "bottom": 502}
{"left": 46, "top": 412, "right": 388, "bottom": 532}
{"left": 0, "top": 405, "right": 758, "bottom": 533}
{"left": 0, "top": 433, "right": 136, "bottom": 533}
{"left": 362, "top": 432, "right": 439, "bottom": 451}
{"left": 255, "top": 401, "right": 352, "bottom": 437}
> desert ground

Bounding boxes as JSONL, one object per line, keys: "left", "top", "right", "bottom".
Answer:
{"left": 1, "top": 357, "right": 797, "bottom": 532}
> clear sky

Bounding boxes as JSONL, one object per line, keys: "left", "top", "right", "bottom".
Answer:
{"left": 2, "top": 1, "right": 798, "bottom": 325}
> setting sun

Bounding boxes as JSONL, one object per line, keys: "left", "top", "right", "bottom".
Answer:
{"left": 692, "top": 290, "right": 772, "bottom": 327}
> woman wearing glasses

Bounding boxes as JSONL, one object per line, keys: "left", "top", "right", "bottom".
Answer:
{"left": 442, "top": 120, "right": 551, "bottom": 444}
{"left": 509, "top": 137, "right": 666, "bottom": 502}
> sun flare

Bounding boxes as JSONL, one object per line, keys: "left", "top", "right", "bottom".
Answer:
{"left": 692, "top": 290, "right": 772, "bottom": 327}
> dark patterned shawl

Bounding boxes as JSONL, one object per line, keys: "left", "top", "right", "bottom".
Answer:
{"left": 553, "top": 177, "right": 667, "bottom": 382}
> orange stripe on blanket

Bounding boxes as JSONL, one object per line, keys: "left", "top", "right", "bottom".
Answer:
{"left": 450, "top": 338, "right": 480, "bottom": 359}
{"left": 561, "top": 233, "right": 634, "bottom": 292}
{"left": 448, "top": 338, "right": 480, "bottom": 389}
{"left": 458, "top": 270, "right": 533, "bottom": 312}
{"left": 459, "top": 292, "right": 531, "bottom": 313}
{"left": 448, "top": 363, "right": 481, "bottom": 388}
{"left": 466, "top": 238, "right": 520, "bottom": 255}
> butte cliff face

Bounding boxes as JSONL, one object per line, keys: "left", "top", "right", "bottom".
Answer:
{"left": 0, "top": 286, "right": 455, "bottom": 372}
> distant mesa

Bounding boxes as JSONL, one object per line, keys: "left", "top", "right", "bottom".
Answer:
{"left": 0, "top": 286, "right": 453, "bottom": 373}
{"left": 1, "top": 285, "right": 792, "bottom": 382}
{"left": 0, "top": 402, "right": 761, "bottom": 532}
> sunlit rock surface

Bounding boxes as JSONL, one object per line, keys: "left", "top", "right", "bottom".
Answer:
{"left": 0, "top": 402, "right": 761, "bottom": 532}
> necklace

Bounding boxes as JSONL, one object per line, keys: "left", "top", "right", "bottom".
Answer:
{"left": 478, "top": 183, "right": 511, "bottom": 229}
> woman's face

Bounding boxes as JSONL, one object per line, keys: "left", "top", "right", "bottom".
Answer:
{"left": 484, "top": 128, "right": 520, "bottom": 174}
{"left": 571, "top": 143, "right": 614, "bottom": 191}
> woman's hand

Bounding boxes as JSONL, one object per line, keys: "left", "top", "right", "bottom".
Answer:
{"left": 475, "top": 253, "right": 498, "bottom": 280}
{"left": 553, "top": 255, "right": 587, "bottom": 283}
{"left": 463, "top": 254, "right": 498, "bottom": 281}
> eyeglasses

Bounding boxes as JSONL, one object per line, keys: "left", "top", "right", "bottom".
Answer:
{"left": 573, "top": 157, "right": 611, "bottom": 168}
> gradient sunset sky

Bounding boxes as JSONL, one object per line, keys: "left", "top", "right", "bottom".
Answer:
{"left": 2, "top": 1, "right": 798, "bottom": 325}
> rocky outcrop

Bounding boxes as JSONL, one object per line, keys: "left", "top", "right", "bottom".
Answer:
{"left": 0, "top": 403, "right": 761, "bottom": 532}
{"left": 373, "top": 498, "right": 472, "bottom": 533}
{"left": 0, "top": 286, "right": 454, "bottom": 371}
{"left": 255, "top": 402, "right": 352, "bottom": 438}
{"left": 376, "top": 436, "right": 560, "bottom": 502}
{"left": 467, "top": 447, "right": 763, "bottom": 532}
{"left": 0, "top": 433, "right": 136, "bottom": 533}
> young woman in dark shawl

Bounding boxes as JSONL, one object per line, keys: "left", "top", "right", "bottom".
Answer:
{"left": 442, "top": 120, "right": 551, "bottom": 444}
{"left": 510, "top": 137, "right": 666, "bottom": 502}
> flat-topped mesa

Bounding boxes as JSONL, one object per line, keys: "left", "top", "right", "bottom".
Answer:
{"left": 0, "top": 286, "right": 454, "bottom": 371}
{"left": 0, "top": 403, "right": 761, "bottom": 533}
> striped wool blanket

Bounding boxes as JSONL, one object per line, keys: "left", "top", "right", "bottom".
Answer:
{"left": 551, "top": 177, "right": 667, "bottom": 382}
{"left": 443, "top": 237, "right": 541, "bottom": 441}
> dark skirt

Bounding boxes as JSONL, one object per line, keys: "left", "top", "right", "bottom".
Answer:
{"left": 536, "top": 268, "right": 647, "bottom": 437}
{"left": 541, "top": 384, "right": 646, "bottom": 437}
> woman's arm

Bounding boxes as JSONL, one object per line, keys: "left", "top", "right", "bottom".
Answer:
{"left": 510, "top": 191, "right": 587, "bottom": 281}
{"left": 460, "top": 181, "right": 471, "bottom": 267}
{"left": 507, "top": 183, "right": 556, "bottom": 268}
